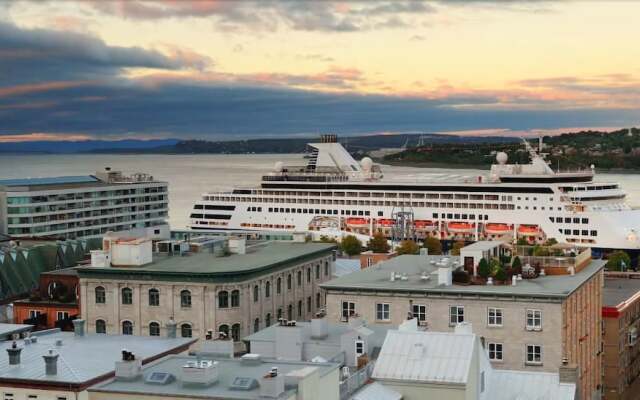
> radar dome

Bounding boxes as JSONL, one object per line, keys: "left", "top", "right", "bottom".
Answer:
{"left": 360, "top": 157, "right": 373, "bottom": 172}
{"left": 274, "top": 161, "right": 284, "bottom": 172}
{"left": 496, "top": 152, "right": 508, "bottom": 165}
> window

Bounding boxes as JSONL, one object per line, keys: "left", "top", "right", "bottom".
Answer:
{"left": 122, "top": 320, "right": 133, "bottom": 335}
{"left": 526, "top": 344, "right": 542, "bottom": 365}
{"left": 266, "top": 313, "right": 272, "bottom": 327}
{"left": 412, "top": 304, "right": 426, "bottom": 322}
{"left": 149, "top": 322, "right": 160, "bottom": 336}
{"left": 342, "top": 301, "right": 356, "bottom": 319}
{"left": 253, "top": 285, "right": 259, "bottom": 302}
{"left": 254, "top": 318, "right": 260, "bottom": 333}
{"left": 316, "top": 292, "right": 321, "bottom": 308}
{"left": 287, "top": 274, "right": 292, "bottom": 290}
{"left": 450, "top": 306, "right": 464, "bottom": 325}
{"left": 287, "top": 304, "right": 293, "bottom": 320}
{"left": 96, "top": 319, "right": 106, "bottom": 334}
{"left": 181, "top": 323, "right": 192, "bottom": 338}
{"left": 95, "top": 286, "right": 106, "bottom": 304}
{"left": 324, "top": 261, "right": 329, "bottom": 276}
{"left": 488, "top": 308, "right": 503, "bottom": 327}
{"left": 148, "top": 288, "right": 160, "bottom": 306}
{"left": 488, "top": 342, "right": 503, "bottom": 361}
{"left": 297, "top": 271, "right": 302, "bottom": 285}
{"left": 315, "top": 264, "right": 320, "bottom": 279}
{"left": 219, "top": 324, "right": 229, "bottom": 338}
{"left": 231, "top": 290, "right": 240, "bottom": 307}
{"left": 526, "top": 309, "right": 542, "bottom": 331}
{"left": 376, "top": 303, "right": 390, "bottom": 321}
{"left": 277, "top": 308, "right": 283, "bottom": 320}
{"left": 265, "top": 281, "right": 271, "bottom": 298}
{"left": 276, "top": 277, "right": 282, "bottom": 294}
{"left": 180, "top": 290, "right": 192, "bottom": 308}
{"left": 232, "top": 324, "right": 241, "bottom": 341}
{"left": 121, "top": 288, "right": 133, "bottom": 305}
{"left": 307, "top": 296, "right": 312, "bottom": 312}
{"left": 298, "top": 300, "right": 303, "bottom": 317}
{"left": 218, "top": 290, "right": 229, "bottom": 308}
{"left": 56, "top": 311, "right": 69, "bottom": 321}
{"left": 29, "top": 310, "right": 41, "bottom": 319}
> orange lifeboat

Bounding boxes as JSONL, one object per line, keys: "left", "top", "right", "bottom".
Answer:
{"left": 448, "top": 222, "right": 475, "bottom": 233}
{"left": 414, "top": 220, "right": 436, "bottom": 232}
{"left": 346, "top": 217, "right": 369, "bottom": 228}
{"left": 377, "top": 218, "right": 396, "bottom": 227}
{"left": 517, "top": 225, "right": 540, "bottom": 236}
{"left": 484, "top": 223, "right": 512, "bottom": 235}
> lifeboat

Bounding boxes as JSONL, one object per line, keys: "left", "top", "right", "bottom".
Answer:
{"left": 414, "top": 220, "right": 436, "bottom": 232}
{"left": 484, "top": 223, "right": 512, "bottom": 235}
{"left": 345, "top": 217, "right": 369, "bottom": 228}
{"left": 517, "top": 225, "right": 540, "bottom": 236}
{"left": 377, "top": 218, "right": 396, "bottom": 227}
{"left": 447, "top": 222, "right": 475, "bottom": 233}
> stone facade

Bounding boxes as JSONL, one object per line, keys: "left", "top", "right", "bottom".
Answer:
{"left": 80, "top": 253, "right": 334, "bottom": 341}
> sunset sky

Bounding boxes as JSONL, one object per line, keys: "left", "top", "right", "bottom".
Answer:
{"left": 1, "top": 0, "right": 639, "bottom": 142}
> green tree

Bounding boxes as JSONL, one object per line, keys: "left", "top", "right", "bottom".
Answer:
{"left": 516, "top": 237, "right": 529, "bottom": 246}
{"left": 543, "top": 238, "right": 558, "bottom": 246}
{"left": 489, "top": 258, "right": 502, "bottom": 275}
{"left": 532, "top": 245, "right": 550, "bottom": 257}
{"left": 512, "top": 256, "right": 522, "bottom": 274}
{"left": 340, "top": 235, "right": 363, "bottom": 256}
{"left": 607, "top": 250, "right": 632, "bottom": 271}
{"left": 451, "top": 241, "right": 465, "bottom": 256}
{"left": 478, "top": 258, "right": 490, "bottom": 279}
{"left": 423, "top": 237, "right": 442, "bottom": 255}
{"left": 396, "top": 240, "right": 419, "bottom": 255}
{"left": 318, "top": 235, "right": 337, "bottom": 243}
{"left": 367, "top": 232, "right": 390, "bottom": 253}
{"left": 494, "top": 267, "right": 507, "bottom": 282}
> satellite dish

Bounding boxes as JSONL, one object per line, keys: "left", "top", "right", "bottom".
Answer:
{"left": 360, "top": 157, "right": 373, "bottom": 172}
{"left": 274, "top": 161, "right": 284, "bottom": 172}
{"left": 496, "top": 152, "right": 508, "bottom": 165}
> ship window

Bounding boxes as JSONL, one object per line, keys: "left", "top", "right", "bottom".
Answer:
{"left": 469, "top": 215, "right": 475, "bottom": 220}
{"left": 268, "top": 208, "right": 273, "bottom": 212}
{"left": 346, "top": 210, "right": 350, "bottom": 215}
{"left": 279, "top": 208, "right": 284, "bottom": 212}
{"left": 258, "top": 207, "right": 262, "bottom": 212}
{"left": 582, "top": 218, "right": 588, "bottom": 224}
{"left": 447, "top": 213, "right": 452, "bottom": 219}
{"left": 573, "top": 218, "right": 580, "bottom": 223}
{"left": 517, "top": 206, "right": 521, "bottom": 209}
{"left": 573, "top": 230, "right": 579, "bottom": 235}
{"left": 549, "top": 217, "right": 554, "bottom": 222}
{"left": 524, "top": 206, "right": 528, "bottom": 210}
{"left": 591, "top": 230, "right": 597, "bottom": 236}
{"left": 286, "top": 208, "right": 290, "bottom": 213}
{"left": 533, "top": 207, "right": 537, "bottom": 210}
{"left": 432, "top": 213, "right": 438, "bottom": 218}
{"left": 320, "top": 209, "right": 326, "bottom": 214}
{"left": 194, "top": 204, "right": 203, "bottom": 209}
{"left": 303, "top": 209, "right": 307, "bottom": 213}
{"left": 316, "top": 209, "right": 320, "bottom": 214}
{"left": 564, "top": 218, "right": 571, "bottom": 223}
{"left": 365, "top": 211, "right": 370, "bottom": 216}
{"left": 358, "top": 211, "right": 363, "bottom": 216}
{"left": 533, "top": 197, "right": 537, "bottom": 201}
{"left": 461, "top": 214, "right": 467, "bottom": 219}
{"left": 454, "top": 214, "right": 460, "bottom": 219}
{"left": 564, "top": 229, "right": 571, "bottom": 234}
{"left": 582, "top": 230, "right": 588, "bottom": 236}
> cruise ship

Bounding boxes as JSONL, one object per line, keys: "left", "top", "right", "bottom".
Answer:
{"left": 189, "top": 135, "right": 640, "bottom": 252}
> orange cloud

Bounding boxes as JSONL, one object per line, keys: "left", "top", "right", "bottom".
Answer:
{"left": 0, "top": 133, "right": 92, "bottom": 142}
{"left": 0, "top": 81, "right": 91, "bottom": 98}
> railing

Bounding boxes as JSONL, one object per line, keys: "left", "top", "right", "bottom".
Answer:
{"left": 339, "top": 362, "right": 374, "bottom": 400}
{"left": 512, "top": 246, "right": 591, "bottom": 273}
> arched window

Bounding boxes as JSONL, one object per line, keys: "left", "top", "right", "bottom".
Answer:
{"left": 277, "top": 308, "right": 283, "bottom": 320}
{"left": 181, "top": 323, "right": 192, "bottom": 338}
{"left": 180, "top": 290, "right": 191, "bottom": 308}
{"left": 297, "top": 271, "right": 302, "bottom": 285}
{"left": 316, "top": 292, "right": 321, "bottom": 308}
{"left": 316, "top": 264, "right": 320, "bottom": 279}
{"left": 324, "top": 261, "right": 329, "bottom": 276}
{"left": 287, "top": 274, "right": 292, "bottom": 290}
{"left": 219, "top": 324, "right": 229, "bottom": 339}
{"left": 122, "top": 320, "right": 133, "bottom": 335}
{"left": 253, "top": 285, "right": 259, "bottom": 302}
{"left": 149, "top": 322, "right": 160, "bottom": 336}
{"left": 298, "top": 300, "right": 303, "bottom": 317}
{"left": 96, "top": 319, "right": 106, "bottom": 334}
{"left": 265, "top": 281, "right": 271, "bottom": 298}
{"left": 121, "top": 287, "right": 133, "bottom": 305}
{"left": 276, "top": 277, "right": 282, "bottom": 294}
{"left": 231, "top": 323, "right": 241, "bottom": 341}
{"left": 287, "top": 304, "right": 293, "bottom": 320}
{"left": 148, "top": 288, "right": 160, "bottom": 306}
{"left": 95, "top": 286, "right": 106, "bottom": 304}
{"left": 231, "top": 290, "right": 240, "bottom": 307}
{"left": 218, "top": 290, "right": 229, "bottom": 308}
{"left": 265, "top": 313, "right": 272, "bottom": 327}
{"left": 307, "top": 267, "right": 311, "bottom": 283}
{"left": 254, "top": 318, "right": 260, "bottom": 333}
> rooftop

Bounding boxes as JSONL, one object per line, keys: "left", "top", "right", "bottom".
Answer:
{"left": 487, "top": 370, "right": 576, "bottom": 400}
{"left": 0, "top": 175, "right": 99, "bottom": 188}
{"left": 321, "top": 254, "right": 605, "bottom": 299}
{"left": 77, "top": 242, "right": 336, "bottom": 282}
{"left": 89, "top": 354, "right": 340, "bottom": 399}
{"left": 603, "top": 277, "right": 640, "bottom": 308}
{"left": 0, "top": 323, "right": 32, "bottom": 339}
{"left": 0, "top": 329, "right": 195, "bottom": 386}
{"left": 459, "top": 240, "right": 504, "bottom": 252}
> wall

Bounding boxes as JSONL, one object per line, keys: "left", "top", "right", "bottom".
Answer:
{"left": 0, "top": 387, "right": 88, "bottom": 400}
{"left": 379, "top": 381, "right": 466, "bottom": 400}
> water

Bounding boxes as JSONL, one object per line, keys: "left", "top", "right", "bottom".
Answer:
{"left": 1, "top": 153, "right": 639, "bottom": 229}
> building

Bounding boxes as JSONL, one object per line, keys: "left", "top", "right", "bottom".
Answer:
{"left": 0, "top": 169, "right": 169, "bottom": 240}
{"left": 602, "top": 274, "right": 640, "bottom": 400}
{"left": 13, "top": 268, "right": 80, "bottom": 331}
{"left": 321, "top": 251, "right": 604, "bottom": 399}
{"left": 88, "top": 353, "right": 341, "bottom": 400}
{"left": 0, "top": 319, "right": 195, "bottom": 400}
{"left": 367, "top": 323, "right": 577, "bottom": 400}
{"left": 359, "top": 251, "right": 396, "bottom": 269}
{"left": 77, "top": 236, "right": 336, "bottom": 343}
{"left": 459, "top": 240, "right": 508, "bottom": 272}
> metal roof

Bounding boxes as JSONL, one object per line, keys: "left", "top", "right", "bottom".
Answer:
{"left": 488, "top": 370, "right": 575, "bottom": 400}
{"left": 459, "top": 240, "right": 504, "bottom": 252}
{"left": 0, "top": 323, "right": 32, "bottom": 339}
{"left": 0, "top": 330, "right": 194, "bottom": 385}
{"left": 0, "top": 175, "right": 99, "bottom": 187}
{"left": 351, "top": 382, "right": 402, "bottom": 400}
{"left": 373, "top": 330, "right": 474, "bottom": 384}
{"left": 335, "top": 258, "right": 360, "bottom": 277}
{"left": 321, "top": 254, "right": 605, "bottom": 299}
{"left": 603, "top": 278, "right": 640, "bottom": 308}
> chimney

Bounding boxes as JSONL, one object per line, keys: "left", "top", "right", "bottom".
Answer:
{"left": 438, "top": 265, "right": 452, "bottom": 286}
{"left": 72, "top": 319, "right": 85, "bottom": 337}
{"left": 115, "top": 349, "right": 142, "bottom": 380}
{"left": 512, "top": 275, "right": 517, "bottom": 286}
{"left": 559, "top": 358, "right": 579, "bottom": 384}
{"left": 310, "top": 318, "right": 329, "bottom": 339}
{"left": 6, "top": 342, "right": 21, "bottom": 365}
{"left": 228, "top": 237, "right": 246, "bottom": 255}
{"left": 167, "top": 318, "right": 177, "bottom": 338}
{"left": 181, "top": 360, "right": 219, "bottom": 386}
{"left": 259, "top": 369, "right": 285, "bottom": 399}
{"left": 43, "top": 349, "right": 59, "bottom": 375}
{"left": 454, "top": 322, "right": 473, "bottom": 335}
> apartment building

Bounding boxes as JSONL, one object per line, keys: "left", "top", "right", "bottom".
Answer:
{"left": 0, "top": 168, "right": 169, "bottom": 240}
{"left": 321, "top": 252, "right": 605, "bottom": 399}
{"left": 77, "top": 236, "right": 336, "bottom": 342}
{"left": 602, "top": 274, "right": 640, "bottom": 400}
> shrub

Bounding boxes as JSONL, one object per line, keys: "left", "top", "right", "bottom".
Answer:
{"left": 489, "top": 258, "right": 502, "bottom": 275}
{"left": 452, "top": 269, "right": 471, "bottom": 284}
{"left": 319, "top": 235, "right": 337, "bottom": 243}
{"left": 423, "top": 237, "right": 442, "bottom": 255}
{"left": 607, "top": 250, "right": 632, "bottom": 271}
{"left": 516, "top": 237, "right": 529, "bottom": 246}
{"left": 451, "top": 241, "right": 465, "bottom": 256}
{"left": 532, "top": 245, "right": 550, "bottom": 257}
{"left": 341, "top": 235, "right": 363, "bottom": 256}
{"left": 396, "top": 240, "right": 419, "bottom": 255}
{"left": 494, "top": 267, "right": 507, "bottom": 282}
{"left": 544, "top": 238, "right": 558, "bottom": 246}
{"left": 478, "top": 258, "right": 490, "bottom": 279}
{"left": 512, "top": 256, "right": 522, "bottom": 274}
{"left": 367, "top": 232, "right": 390, "bottom": 253}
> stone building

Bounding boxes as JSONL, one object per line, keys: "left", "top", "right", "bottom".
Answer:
{"left": 77, "top": 237, "right": 336, "bottom": 342}
{"left": 321, "top": 252, "right": 604, "bottom": 399}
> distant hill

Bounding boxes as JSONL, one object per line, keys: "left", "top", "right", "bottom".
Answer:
{"left": 0, "top": 139, "right": 180, "bottom": 154}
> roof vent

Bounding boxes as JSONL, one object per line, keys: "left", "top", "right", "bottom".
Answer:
{"left": 43, "top": 349, "right": 59, "bottom": 375}
{"left": 311, "top": 318, "right": 329, "bottom": 339}
{"left": 145, "top": 371, "right": 174, "bottom": 385}
{"left": 55, "top": 339, "right": 63, "bottom": 347}
{"left": 181, "top": 360, "right": 218, "bottom": 386}
{"left": 240, "top": 353, "right": 262, "bottom": 365}
{"left": 259, "top": 369, "right": 285, "bottom": 398}
{"left": 229, "top": 376, "right": 259, "bottom": 391}
{"left": 72, "top": 319, "right": 85, "bottom": 337}
{"left": 6, "top": 342, "right": 21, "bottom": 365}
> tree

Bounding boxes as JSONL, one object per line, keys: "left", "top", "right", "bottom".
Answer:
{"left": 494, "top": 267, "right": 507, "bottom": 282}
{"left": 340, "top": 235, "right": 363, "bottom": 256}
{"left": 489, "top": 258, "right": 502, "bottom": 276}
{"left": 318, "top": 235, "right": 337, "bottom": 244}
{"left": 423, "top": 237, "right": 442, "bottom": 255}
{"left": 451, "top": 241, "right": 465, "bottom": 256}
{"left": 516, "top": 237, "right": 529, "bottom": 246}
{"left": 607, "top": 250, "right": 632, "bottom": 271}
{"left": 367, "top": 232, "right": 390, "bottom": 253}
{"left": 396, "top": 240, "right": 419, "bottom": 255}
{"left": 532, "top": 245, "right": 550, "bottom": 257}
{"left": 512, "top": 256, "right": 522, "bottom": 274}
{"left": 543, "top": 238, "right": 558, "bottom": 246}
{"left": 478, "top": 258, "right": 490, "bottom": 279}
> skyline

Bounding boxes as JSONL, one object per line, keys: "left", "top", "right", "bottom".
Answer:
{"left": 1, "top": 0, "right": 639, "bottom": 142}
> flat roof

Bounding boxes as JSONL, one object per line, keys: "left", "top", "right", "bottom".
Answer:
{"left": 459, "top": 240, "right": 504, "bottom": 252}
{"left": 0, "top": 329, "right": 195, "bottom": 386}
{"left": 90, "top": 355, "right": 340, "bottom": 399}
{"left": 603, "top": 278, "right": 640, "bottom": 308}
{"left": 0, "top": 323, "right": 32, "bottom": 339}
{"left": 321, "top": 254, "right": 605, "bottom": 299}
{"left": 488, "top": 370, "right": 575, "bottom": 400}
{"left": 77, "top": 242, "right": 336, "bottom": 282}
{"left": 0, "top": 176, "right": 99, "bottom": 187}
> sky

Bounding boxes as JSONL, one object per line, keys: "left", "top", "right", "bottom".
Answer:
{"left": 0, "top": 0, "right": 639, "bottom": 142}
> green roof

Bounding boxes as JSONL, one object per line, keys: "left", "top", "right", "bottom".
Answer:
{"left": 77, "top": 242, "right": 336, "bottom": 283}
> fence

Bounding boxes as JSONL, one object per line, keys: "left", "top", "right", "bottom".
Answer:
{"left": 339, "top": 362, "right": 375, "bottom": 400}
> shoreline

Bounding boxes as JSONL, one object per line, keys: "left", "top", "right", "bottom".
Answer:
{"left": 380, "top": 160, "right": 640, "bottom": 174}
